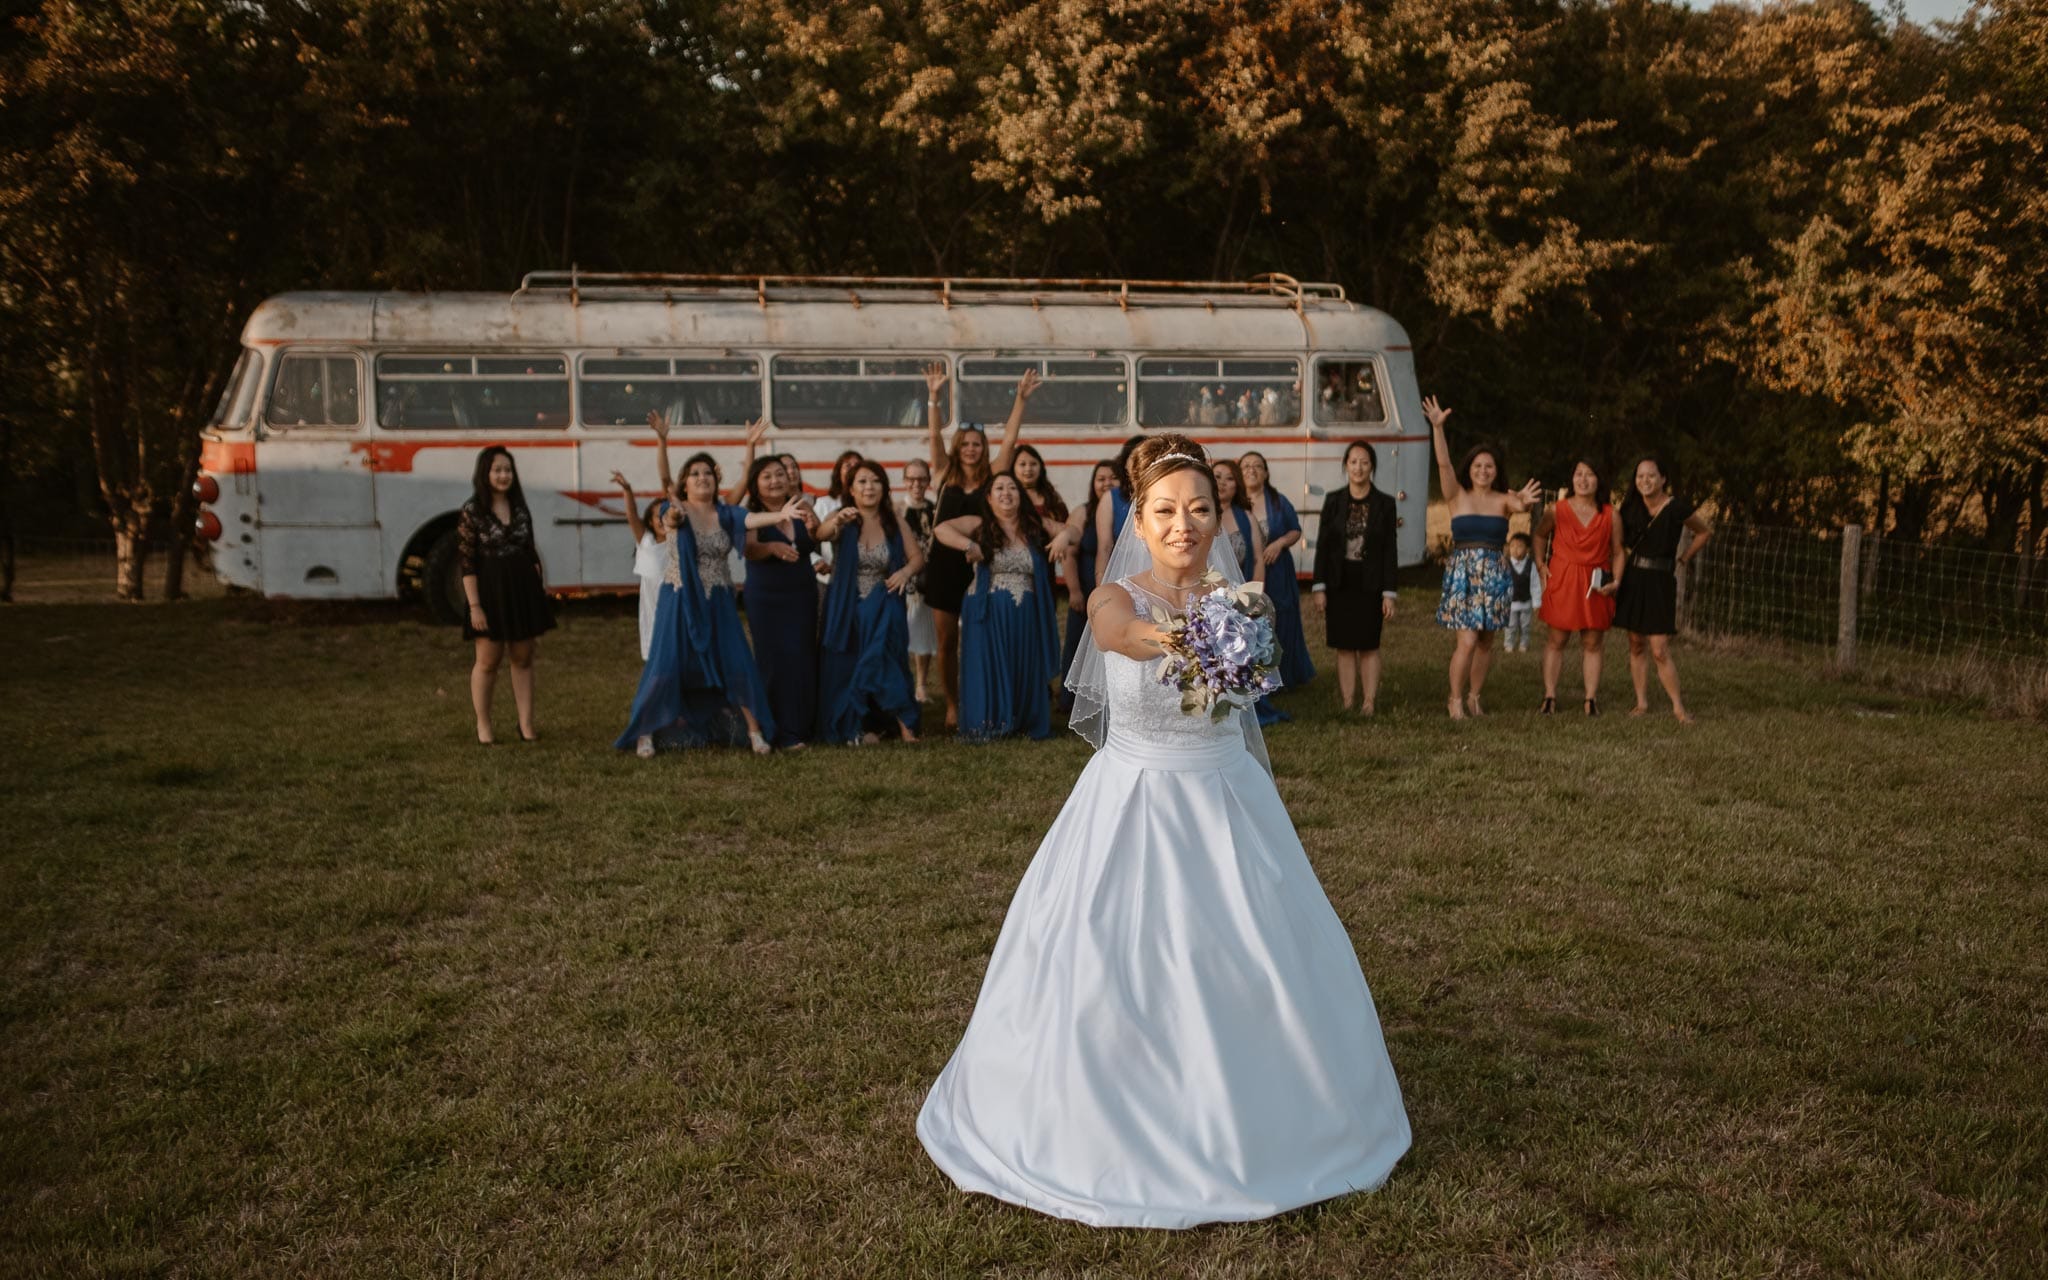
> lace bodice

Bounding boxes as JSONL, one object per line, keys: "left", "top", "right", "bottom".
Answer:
{"left": 1103, "top": 578, "right": 1243, "bottom": 749}
{"left": 854, "top": 538, "right": 892, "bottom": 599}
{"left": 664, "top": 516, "right": 734, "bottom": 594}
{"left": 968, "top": 544, "right": 1036, "bottom": 601}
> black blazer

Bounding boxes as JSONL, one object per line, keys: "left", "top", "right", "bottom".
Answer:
{"left": 1312, "top": 486, "right": 1398, "bottom": 596}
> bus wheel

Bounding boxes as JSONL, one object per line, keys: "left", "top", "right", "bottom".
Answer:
{"left": 421, "top": 529, "right": 466, "bottom": 626}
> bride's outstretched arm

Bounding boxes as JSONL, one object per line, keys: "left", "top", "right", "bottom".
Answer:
{"left": 1087, "top": 583, "right": 1170, "bottom": 660}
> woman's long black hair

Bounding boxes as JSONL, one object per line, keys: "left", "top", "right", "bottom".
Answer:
{"left": 1566, "top": 457, "right": 1611, "bottom": 509}
{"left": 1010, "top": 443, "right": 1069, "bottom": 523}
{"left": 1079, "top": 457, "right": 1119, "bottom": 534}
{"left": 842, "top": 460, "right": 904, "bottom": 545}
{"left": 973, "top": 471, "right": 1048, "bottom": 563}
{"left": 1620, "top": 454, "right": 1672, "bottom": 521}
{"left": 470, "top": 446, "right": 530, "bottom": 517}
{"left": 826, "top": 449, "right": 864, "bottom": 502}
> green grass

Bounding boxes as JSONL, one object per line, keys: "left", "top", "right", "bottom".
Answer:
{"left": 3, "top": 593, "right": 2045, "bottom": 1277}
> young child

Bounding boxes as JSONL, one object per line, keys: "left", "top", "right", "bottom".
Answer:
{"left": 1504, "top": 531, "right": 1541, "bottom": 652}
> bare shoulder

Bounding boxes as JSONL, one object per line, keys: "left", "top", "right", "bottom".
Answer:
{"left": 1086, "top": 579, "right": 1137, "bottom": 618}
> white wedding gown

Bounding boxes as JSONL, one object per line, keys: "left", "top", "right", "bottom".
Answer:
{"left": 917, "top": 579, "right": 1411, "bottom": 1229}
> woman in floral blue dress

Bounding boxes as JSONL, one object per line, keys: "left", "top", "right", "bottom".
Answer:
{"left": 1423, "top": 396, "right": 1541, "bottom": 719}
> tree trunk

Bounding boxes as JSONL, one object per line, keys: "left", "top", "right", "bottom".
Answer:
{"left": 112, "top": 501, "right": 150, "bottom": 601}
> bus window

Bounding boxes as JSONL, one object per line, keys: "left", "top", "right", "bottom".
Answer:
{"left": 266, "top": 354, "right": 362, "bottom": 428}
{"left": 210, "top": 350, "right": 257, "bottom": 429}
{"left": 579, "top": 355, "right": 762, "bottom": 427}
{"left": 376, "top": 355, "right": 570, "bottom": 430}
{"left": 961, "top": 357, "right": 1126, "bottom": 426}
{"left": 771, "top": 355, "right": 937, "bottom": 429}
{"left": 1137, "top": 357, "right": 1300, "bottom": 429}
{"left": 1312, "top": 359, "right": 1387, "bottom": 425}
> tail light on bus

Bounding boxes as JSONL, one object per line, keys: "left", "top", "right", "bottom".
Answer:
{"left": 196, "top": 510, "right": 222, "bottom": 542}
{"left": 193, "top": 473, "right": 220, "bottom": 504}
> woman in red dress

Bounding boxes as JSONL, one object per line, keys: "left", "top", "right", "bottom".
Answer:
{"left": 1536, "top": 460, "right": 1624, "bottom": 715}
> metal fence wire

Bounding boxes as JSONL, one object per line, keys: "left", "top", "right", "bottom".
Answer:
{"left": 1685, "top": 524, "right": 2048, "bottom": 713}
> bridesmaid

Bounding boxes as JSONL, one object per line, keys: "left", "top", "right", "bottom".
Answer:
{"left": 1011, "top": 444, "right": 1069, "bottom": 525}
{"left": 616, "top": 452, "right": 799, "bottom": 756}
{"left": 1211, "top": 459, "right": 1266, "bottom": 581}
{"left": 1240, "top": 451, "right": 1315, "bottom": 693}
{"left": 1056, "top": 460, "right": 1120, "bottom": 709}
{"left": 741, "top": 454, "right": 822, "bottom": 749}
{"left": 815, "top": 461, "right": 925, "bottom": 744}
{"left": 1311, "top": 441, "right": 1400, "bottom": 715}
{"left": 1423, "top": 396, "right": 1542, "bottom": 718}
{"left": 1535, "top": 459, "right": 1623, "bottom": 715}
{"left": 1214, "top": 457, "right": 1285, "bottom": 726}
{"left": 1615, "top": 455, "right": 1714, "bottom": 723}
{"left": 459, "top": 447, "right": 555, "bottom": 744}
{"left": 935, "top": 472, "right": 1062, "bottom": 741}
{"left": 900, "top": 458, "right": 939, "bottom": 702}
{"left": 921, "top": 362, "right": 1036, "bottom": 730}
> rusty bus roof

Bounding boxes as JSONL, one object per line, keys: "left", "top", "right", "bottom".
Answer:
{"left": 241, "top": 273, "right": 1412, "bottom": 354}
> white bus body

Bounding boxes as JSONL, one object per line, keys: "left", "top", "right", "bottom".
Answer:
{"left": 195, "top": 273, "right": 1430, "bottom": 620}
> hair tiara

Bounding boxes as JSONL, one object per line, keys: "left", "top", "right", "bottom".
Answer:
{"left": 1155, "top": 451, "right": 1201, "bottom": 466}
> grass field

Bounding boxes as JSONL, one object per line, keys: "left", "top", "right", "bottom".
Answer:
{"left": 3, "top": 591, "right": 2045, "bottom": 1277}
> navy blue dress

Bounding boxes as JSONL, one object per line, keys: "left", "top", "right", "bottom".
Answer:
{"left": 615, "top": 502, "right": 776, "bottom": 750}
{"left": 816, "top": 523, "right": 920, "bottom": 743}
{"left": 959, "top": 540, "right": 1061, "bottom": 741}
{"left": 1258, "top": 491, "right": 1316, "bottom": 689}
{"left": 745, "top": 517, "right": 819, "bottom": 749}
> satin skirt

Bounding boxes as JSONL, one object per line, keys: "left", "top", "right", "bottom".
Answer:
{"left": 917, "top": 732, "right": 1411, "bottom": 1228}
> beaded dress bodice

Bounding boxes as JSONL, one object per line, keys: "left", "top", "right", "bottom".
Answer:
{"left": 854, "top": 538, "right": 892, "bottom": 599}
{"left": 664, "top": 514, "right": 735, "bottom": 594}
{"left": 968, "top": 544, "right": 1036, "bottom": 602}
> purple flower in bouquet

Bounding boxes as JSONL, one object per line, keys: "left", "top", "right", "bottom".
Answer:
{"left": 1148, "top": 571, "right": 1283, "bottom": 720}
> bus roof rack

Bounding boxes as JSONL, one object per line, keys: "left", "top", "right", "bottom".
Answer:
{"left": 513, "top": 270, "right": 1348, "bottom": 311}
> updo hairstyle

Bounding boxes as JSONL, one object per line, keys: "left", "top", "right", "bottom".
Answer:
{"left": 1125, "top": 433, "right": 1219, "bottom": 506}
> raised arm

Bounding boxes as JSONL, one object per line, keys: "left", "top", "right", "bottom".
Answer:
{"left": 1505, "top": 477, "right": 1543, "bottom": 516}
{"left": 1086, "top": 581, "right": 1171, "bottom": 661}
{"left": 648, "top": 410, "right": 674, "bottom": 495}
{"left": 987, "top": 368, "right": 1040, "bottom": 476}
{"left": 924, "top": 362, "right": 949, "bottom": 481}
{"left": 1423, "top": 395, "right": 1462, "bottom": 504}
{"left": 610, "top": 470, "right": 648, "bottom": 545}
{"left": 721, "top": 418, "right": 769, "bottom": 505}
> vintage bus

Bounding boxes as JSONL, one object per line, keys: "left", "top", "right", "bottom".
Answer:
{"left": 195, "top": 273, "right": 1431, "bottom": 620}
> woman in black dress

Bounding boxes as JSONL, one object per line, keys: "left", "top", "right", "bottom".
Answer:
{"left": 1311, "top": 441, "right": 1399, "bottom": 715}
{"left": 460, "top": 446, "right": 555, "bottom": 743}
{"left": 919, "top": 360, "right": 1036, "bottom": 730}
{"left": 1614, "top": 455, "right": 1714, "bottom": 723}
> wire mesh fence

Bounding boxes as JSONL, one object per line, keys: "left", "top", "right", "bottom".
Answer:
{"left": 1685, "top": 523, "right": 2048, "bottom": 715}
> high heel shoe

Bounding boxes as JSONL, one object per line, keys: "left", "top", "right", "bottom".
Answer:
{"left": 1584, "top": 698, "right": 1600, "bottom": 717}
{"left": 1539, "top": 696, "right": 1556, "bottom": 715}
{"left": 476, "top": 726, "right": 496, "bottom": 746}
{"left": 518, "top": 727, "right": 539, "bottom": 742}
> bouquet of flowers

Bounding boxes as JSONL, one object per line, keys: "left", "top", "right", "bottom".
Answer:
{"left": 1149, "top": 570, "right": 1283, "bottom": 720}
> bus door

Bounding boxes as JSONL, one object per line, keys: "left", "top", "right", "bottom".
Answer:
{"left": 256, "top": 351, "right": 382, "bottom": 597}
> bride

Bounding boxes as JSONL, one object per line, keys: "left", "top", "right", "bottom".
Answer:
{"left": 917, "top": 434, "right": 1411, "bottom": 1229}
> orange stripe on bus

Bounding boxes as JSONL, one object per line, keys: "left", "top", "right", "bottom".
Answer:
{"left": 201, "top": 440, "right": 256, "bottom": 474}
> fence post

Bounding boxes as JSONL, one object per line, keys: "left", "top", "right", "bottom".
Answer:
{"left": 1837, "top": 524, "right": 1862, "bottom": 670}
